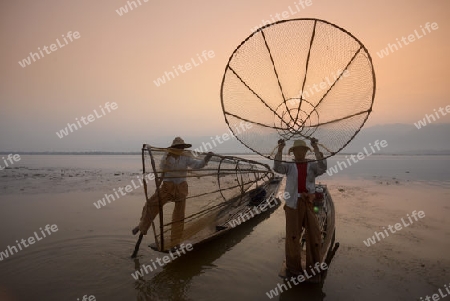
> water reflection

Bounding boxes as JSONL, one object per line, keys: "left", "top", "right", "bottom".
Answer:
{"left": 278, "top": 282, "right": 326, "bottom": 301}
{"left": 131, "top": 201, "right": 337, "bottom": 301}
{"left": 132, "top": 203, "right": 280, "bottom": 301}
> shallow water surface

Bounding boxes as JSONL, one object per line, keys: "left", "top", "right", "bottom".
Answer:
{"left": 0, "top": 155, "right": 449, "bottom": 300}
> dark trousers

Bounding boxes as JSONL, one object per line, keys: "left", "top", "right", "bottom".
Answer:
{"left": 284, "top": 196, "right": 322, "bottom": 274}
{"left": 138, "top": 181, "right": 188, "bottom": 247}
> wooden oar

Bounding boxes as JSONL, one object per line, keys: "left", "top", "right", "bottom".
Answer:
{"left": 131, "top": 233, "right": 144, "bottom": 258}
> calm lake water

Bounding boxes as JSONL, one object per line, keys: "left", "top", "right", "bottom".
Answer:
{"left": 0, "top": 154, "right": 449, "bottom": 301}
{"left": 3, "top": 153, "right": 449, "bottom": 181}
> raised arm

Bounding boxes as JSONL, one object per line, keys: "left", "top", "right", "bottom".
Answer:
{"left": 273, "top": 139, "right": 289, "bottom": 174}
{"left": 310, "top": 138, "right": 327, "bottom": 176}
{"left": 187, "top": 152, "right": 213, "bottom": 169}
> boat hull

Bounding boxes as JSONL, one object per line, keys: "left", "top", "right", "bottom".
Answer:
{"left": 151, "top": 177, "right": 283, "bottom": 252}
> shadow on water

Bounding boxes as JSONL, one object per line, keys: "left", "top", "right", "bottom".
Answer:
{"left": 131, "top": 202, "right": 281, "bottom": 301}
{"left": 131, "top": 201, "right": 338, "bottom": 301}
{"left": 278, "top": 234, "right": 339, "bottom": 301}
{"left": 276, "top": 269, "right": 333, "bottom": 301}
{"left": 278, "top": 282, "right": 326, "bottom": 301}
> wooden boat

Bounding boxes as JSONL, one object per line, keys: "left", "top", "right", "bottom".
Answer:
{"left": 132, "top": 145, "right": 338, "bottom": 276}
{"left": 278, "top": 183, "right": 339, "bottom": 282}
{"left": 131, "top": 145, "right": 282, "bottom": 256}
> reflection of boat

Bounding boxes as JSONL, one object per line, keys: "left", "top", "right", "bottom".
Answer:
{"left": 278, "top": 183, "right": 339, "bottom": 282}
{"left": 133, "top": 193, "right": 285, "bottom": 301}
{"left": 132, "top": 144, "right": 281, "bottom": 257}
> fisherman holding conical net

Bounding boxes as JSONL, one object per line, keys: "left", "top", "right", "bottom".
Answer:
{"left": 274, "top": 137, "right": 327, "bottom": 282}
{"left": 132, "top": 137, "right": 213, "bottom": 247}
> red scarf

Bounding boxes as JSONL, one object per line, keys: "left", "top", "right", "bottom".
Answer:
{"left": 296, "top": 162, "right": 308, "bottom": 193}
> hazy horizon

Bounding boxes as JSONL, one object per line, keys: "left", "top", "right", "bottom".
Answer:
{"left": 1, "top": 0, "right": 449, "bottom": 152}
{"left": 1, "top": 122, "right": 449, "bottom": 155}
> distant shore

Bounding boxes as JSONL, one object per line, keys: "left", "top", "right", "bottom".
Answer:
{"left": 1, "top": 151, "right": 450, "bottom": 156}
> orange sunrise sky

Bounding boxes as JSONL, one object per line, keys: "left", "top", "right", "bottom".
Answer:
{"left": 0, "top": 0, "right": 449, "bottom": 151}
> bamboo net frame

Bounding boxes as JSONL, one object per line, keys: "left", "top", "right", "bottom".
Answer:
{"left": 140, "top": 145, "right": 273, "bottom": 251}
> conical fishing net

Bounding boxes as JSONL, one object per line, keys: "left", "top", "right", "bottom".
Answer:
{"left": 221, "top": 18, "right": 376, "bottom": 162}
{"left": 140, "top": 145, "right": 274, "bottom": 251}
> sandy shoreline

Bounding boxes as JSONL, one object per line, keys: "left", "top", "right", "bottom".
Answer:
{"left": 323, "top": 178, "right": 450, "bottom": 300}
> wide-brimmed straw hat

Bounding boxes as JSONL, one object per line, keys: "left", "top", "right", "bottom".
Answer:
{"left": 288, "top": 140, "right": 311, "bottom": 154}
{"left": 170, "top": 137, "right": 192, "bottom": 148}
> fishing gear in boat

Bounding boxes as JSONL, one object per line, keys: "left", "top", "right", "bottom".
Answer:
{"left": 221, "top": 18, "right": 376, "bottom": 162}
{"left": 220, "top": 18, "right": 375, "bottom": 283}
{"left": 131, "top": 144, "right": 279, "bottom": 257}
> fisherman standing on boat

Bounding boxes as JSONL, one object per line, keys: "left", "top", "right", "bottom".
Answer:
{"left": 132, "top": 137, "right": 213, "bottom": 247}
{"left": 274, "top": 138, "right": 327, "bottom": 281}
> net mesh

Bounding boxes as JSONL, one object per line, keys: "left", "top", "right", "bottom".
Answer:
{"left": 221, "top": 18, "right": 375, "bottom": 162}
{"left": 141, "top": 146, "right": 273, "bottom": 251}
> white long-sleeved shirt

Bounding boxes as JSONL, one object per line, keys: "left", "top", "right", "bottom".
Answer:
{"left": 273, "top": 152, "right": 327, "bottom": 209}
{"left": 160, "top": 153, "right": 208, "bottom": 184}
